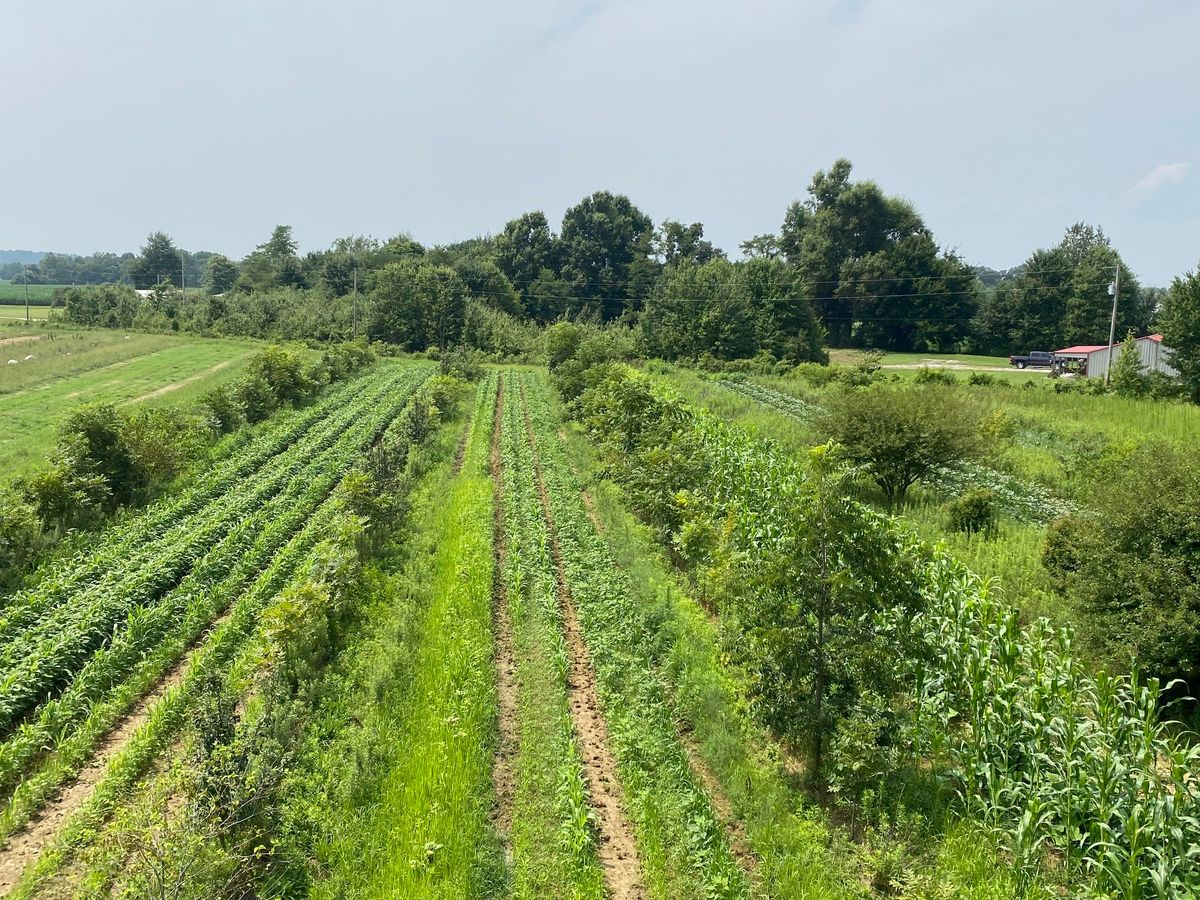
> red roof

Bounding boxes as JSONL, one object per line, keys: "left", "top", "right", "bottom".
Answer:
{"left": 1055, "top": 335, "right": 1164, "bottom": 355}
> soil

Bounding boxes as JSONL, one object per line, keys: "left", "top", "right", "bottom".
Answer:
{"left": 0, "top": 336, "right": 41, "bottom": 348}
{"left": 0, "top": 604, "right": 233, "bottom": 895}
{"left": 520, "top": 380, "right": 646, "bottom": 900}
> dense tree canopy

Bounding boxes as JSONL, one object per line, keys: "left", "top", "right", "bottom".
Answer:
{"left": 974, "top": 224, "right": 1147, "bottom": 354}
{"left": 1160, "top": 264, "right": 1200, "bottom": 402}
{"left": 129, "top": 232, "right": 184, "bottom": 289}
{"left": 776, "top": 159, "right": 969, "bottom": 349}
{"left": 559, "top": 191, "right": 654, "bottom": 321}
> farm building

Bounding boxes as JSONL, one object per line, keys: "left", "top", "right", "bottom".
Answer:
{"left": 1054, "top": 334, "right": 1178, "bottom": 380}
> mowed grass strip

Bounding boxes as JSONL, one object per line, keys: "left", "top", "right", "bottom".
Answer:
{"left": 0, "top": 334, "right": 257, "bottom": 479}
{"left": 312, "top": 376, "right": 506, "bottom": 898}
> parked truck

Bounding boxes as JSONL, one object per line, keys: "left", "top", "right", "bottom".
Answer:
{"left": 1008, "top": 351, "right": 1055, "bottom": 369}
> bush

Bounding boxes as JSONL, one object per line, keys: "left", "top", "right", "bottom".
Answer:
{"left": 0, "top": 496, "right": 44, "bottom": 589}
{"left": 437, "top": 345, "right": 484, "bottom": 381}
{"left": 968, "top": 371, "right": 997, "bottom": 387}
{"left": 913, "top": 366, "right": 957, "bottom": 386}
{"left": 1042, "top": 442, "right": 1200, "bottom": 685}
{"left": 945, "top": 488, "right": 998, "bottom": 535}
{"left": 819, "top": 384, "right": 987, "bottom": 508}
{"left": 202, "top": 384, "right": 244, "bottom": 433}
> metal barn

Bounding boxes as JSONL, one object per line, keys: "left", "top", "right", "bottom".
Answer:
{"left": 1053, "top": 334, "right": 1179, "bottom": 380}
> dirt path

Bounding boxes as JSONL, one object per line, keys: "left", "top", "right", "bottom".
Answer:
{"left": 519, "top": 380, "right": 646, "bottom": 900}
{"left": 125, "top": 358, "right": 234, "bottom": 404}
{"left": 489, "top": 379, "right": 519, "bottom": 846}
{"left": 0, "top": 336, "right": 40, "bottom": 348}
{"left": 577, "top": 490, "right": 755, "bottom": 876}
{"left": 452, "top": 403, "right": 474, "bottom": 476}
{"left": 0, "top": 605, "right": 229, "bottom": 896}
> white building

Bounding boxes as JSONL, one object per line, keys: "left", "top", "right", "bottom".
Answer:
{"left": 1054, "top": 334, "right": 1178, "bottom": 380}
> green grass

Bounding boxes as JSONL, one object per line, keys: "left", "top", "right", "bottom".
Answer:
{"left": 0, "top": 332, "right": 257, "bottom": 480}
{"left": 311, "top": 378, "right": 506, "bottom": 898}
{"left": 0, "top": 304, "right": 51, "bottom": 321}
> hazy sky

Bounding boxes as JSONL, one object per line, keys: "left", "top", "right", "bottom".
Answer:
{"left": 4, "top": 0, "right": 1198, "bottom": 284}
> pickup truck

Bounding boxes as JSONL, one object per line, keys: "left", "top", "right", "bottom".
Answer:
{"left": 1009, "top": 351, "right": 1055, "bottom": 369}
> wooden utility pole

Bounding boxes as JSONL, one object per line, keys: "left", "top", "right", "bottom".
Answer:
{"left": 1104, "top": 265, "right": 1120, "bottom": 386}
{"left": 23, "top": 265, "right": 30, "bottom": 323}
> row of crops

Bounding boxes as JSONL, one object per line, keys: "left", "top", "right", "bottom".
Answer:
{"left": 495, "top": 370, "right": 756, "bottom": 897}
{"left": 578, "top": 364, "right": 1200, "bottom": 897}
{"left": 0, "top": 360, "right": 432, "bottom": 857}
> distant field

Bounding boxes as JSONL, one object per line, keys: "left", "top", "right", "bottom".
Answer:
{"left": 0, "top": 304, "right": 51, "bottom": 321}
{"left": 0, "top": 332, "right": 257, "bottom": 480}
{"left": 827, "top": 348, "right": 1052, "bottom": 382}
{"left": 0, "top": 282, "right": 61, "bottom": 303}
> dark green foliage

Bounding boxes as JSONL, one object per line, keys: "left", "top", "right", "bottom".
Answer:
{"left": 945, "top": 488, "right": 998, "bottom": 535}
{"left": 545, "top": 322, "right": 637, "bottom": 408}
{"left": 1160, "top": 264, "right": 1200, "bottom": 403}
{"left": 203, "top": 254, "right": 239, "bottom": 294}
{"left": 58, "top": 284, "right": 142, "bottom": 328}
{"left": 974, "top": 224, "right": 1148, "bottom": 355}
{"left": 819, "top": 384, "right": 987, "bottom": 507}
{"left": 367, "top": 259, "right": 466, "bottom": 351}
{"left": 640, "top": 259, "right": 757, "bottom": 361}
{"left": 778, "top": 159, "right": 951, "bottom": 349}
{"left": 129, "top": 231, "right": 184, "bottom": 289}
{"left": 1109, "top": 332, "right": 1147, "bottom": 397}
{"left": 559, "top": 190, "right": 654, "bottom": 321}
{"left": 913, "top": 366, "right": 958, "bottom": 385}
{"left": 1043, "top": 443, "right": 1200, "bottom": 685}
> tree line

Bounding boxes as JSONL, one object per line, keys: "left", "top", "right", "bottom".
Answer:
{"left": 22, "top": 159, "right": 1200, "bottom": 398}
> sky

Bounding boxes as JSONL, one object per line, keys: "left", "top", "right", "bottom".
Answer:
{"left": 4, "top": 0, "right": 1198, "bottom": 285}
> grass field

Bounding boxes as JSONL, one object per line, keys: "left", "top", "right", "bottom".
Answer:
{"left": 0, "top": 305, "right": 51, "bottom": 322}
{"left": 0, "top": 332, "right": 257, "bottom": 480}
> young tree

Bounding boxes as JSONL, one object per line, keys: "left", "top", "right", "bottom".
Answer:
{"left": 818, "top": 384, "right": 986, "bottom": 507}
{"left": 1160, "top": 264, "right": 1200, "bottom": 403}
{"left": 1109, "top": 331, "right": 1147, "bottom": 397}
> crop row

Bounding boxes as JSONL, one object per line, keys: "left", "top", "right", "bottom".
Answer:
{"left": 0, "top": 372, "right": 377, "bottom": 635}
{"left": 518, "top": 373, "right": 747, "bottom": 897}
{"left": 0, "top": 363, "right": 430, "bottom": 741}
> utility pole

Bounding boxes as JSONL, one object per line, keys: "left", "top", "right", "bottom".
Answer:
{"left": 180, "top": 251, "right": 185, "bottom": 296}
{"left": 1104, "top": 265, "right": 1120, "bottom": 386}
{"left": 352, "top": 266, "right": 358, "bottom": 339}
{"left": 23, "top": 265, "right": 30, "bottom": 323}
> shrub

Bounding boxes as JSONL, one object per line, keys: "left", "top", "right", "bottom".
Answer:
{"left": 437, "top": 345, "right": 484, "bottom": 381}
{"left": 945, "top": 488, "right": 998, "bottom": 535}
{"left": 1042, "top": 442, "right": 1200, "bottom": 685}
{"left": 202, "top": 383, "right": 244, "bottom": 433}
{"left": 968, "top": 371, "right": 997, "bottom": 387}
{"left": 819, "top": 385, "right": 988, "bottom": 508}
{"left": 913, "top": 366, "right": 957, "bottom": 386}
